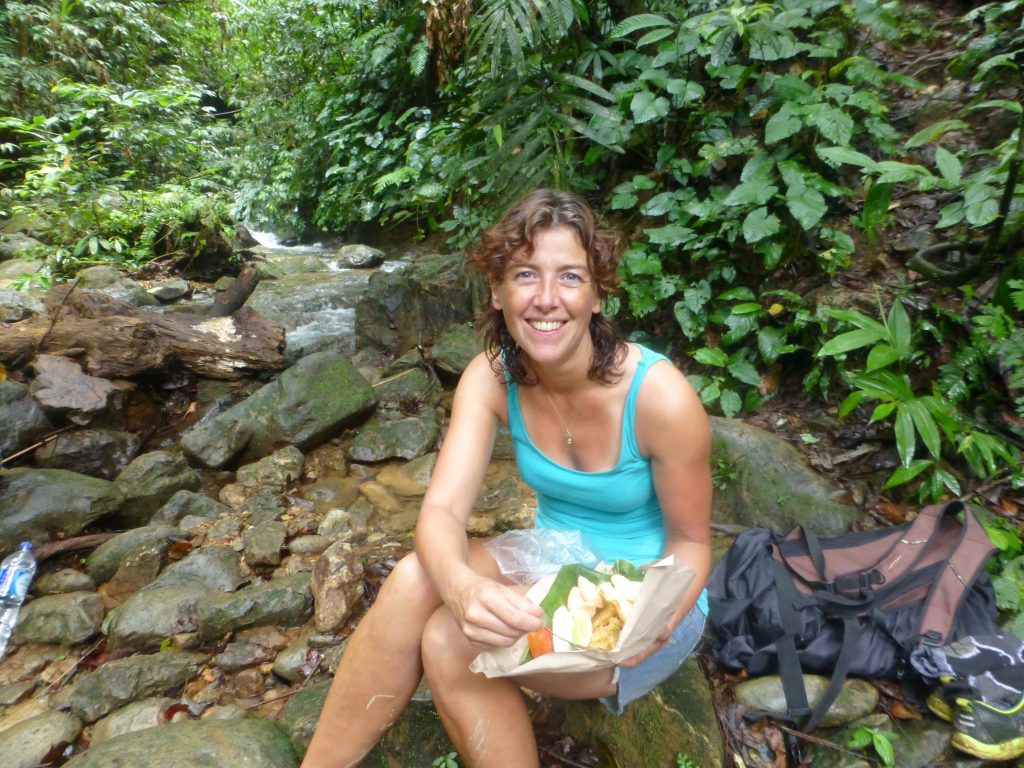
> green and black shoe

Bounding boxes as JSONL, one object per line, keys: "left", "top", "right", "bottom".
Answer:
{"left": 951, "top": 695, "right": 1024, "bottom": 762}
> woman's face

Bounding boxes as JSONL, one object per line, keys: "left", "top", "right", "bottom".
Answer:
{"left": 490, "top": 226, "right": 601, "bottom": 370}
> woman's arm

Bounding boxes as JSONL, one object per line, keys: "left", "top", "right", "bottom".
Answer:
{"left": 414, "top": 353, "right": 543, "bottom": 647}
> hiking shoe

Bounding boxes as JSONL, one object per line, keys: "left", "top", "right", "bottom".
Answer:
{"left": 951, "top": 695, "right": 1024, "bottom": 762}
{"left": 927, "top": 689, "right": 954, "bottom": 722}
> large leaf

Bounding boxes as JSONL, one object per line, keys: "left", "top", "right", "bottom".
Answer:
{"left": 785, "top": 184, "right": 827, "bottom": 230}
{"left": 728, "top": 359, "right": 762, "bottom": 386}
{"left": 644, "top": 223, "right": 695, "bottom": 246}
{"left": 741, "top": 207, "right": 781, "bottom": 244}
{"left": 816, "top": 145, "right": 879, "bottom": 171}
{"left": 608, "top": 14, "right": 673, "bottom": 40}
{"left": 725, "top": 180, "right": 777, "bottom": 207}
{"left": 934, "top": 146, "right": 961, "bottom": 184}
{"left": 895, "top": 405, "right": 916, "bottom": 466}
{"left": 964, "top": 183, "right": 1000, "bottom": 226}
{"left": 630, "top": 90, "right": 670, "bottom": 124}
{"left": 817, "top": 328, "right": 887, "bottom": 357}
{"left": 886, "top": 301, "right": 912, "bottom": 359}
{"left": 693, "top": 347, "right": 729, "bottom": 367}
{"left": 806, "top": 104, "right": 853, "bottom": 145}
{"left": 904, "top": 119, "right": 970, "bottom": 148}
{"left": 904, "top": 398, "right": 942, "bottom": 459}
{"left": 765, "top": 103, "right": 803, "bottom": 145}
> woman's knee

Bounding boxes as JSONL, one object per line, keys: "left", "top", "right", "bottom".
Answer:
{"left": 421, "top": 606, "right": 473, "bottom": 683}
{"left": 378, "top": 552, "right": 440, "bottom": 609}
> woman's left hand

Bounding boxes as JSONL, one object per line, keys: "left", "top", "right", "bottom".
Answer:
{"left": 618, "top": 621, "right": 672, "bottom": 668}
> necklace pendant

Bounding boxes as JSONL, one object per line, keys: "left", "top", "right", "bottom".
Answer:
{"left": 565, "top": 431, "right": 574, "bottom": 446}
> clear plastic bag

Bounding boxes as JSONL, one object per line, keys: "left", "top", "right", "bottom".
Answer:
{"left": 484, "top": 528, "right": 601, "bottom": 584}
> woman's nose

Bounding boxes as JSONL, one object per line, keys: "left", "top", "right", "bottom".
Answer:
{"left": 533, "top": 278, "right": 558, "bottom": 308}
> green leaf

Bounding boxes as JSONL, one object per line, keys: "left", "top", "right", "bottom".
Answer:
{"left": 872, "top": 733, "right": 895, "bottom": 767}
{"left": 935, "top": 467, "right": 961, "bottom": 496}
{"left": 904, "top": 120, "right": 970, "bottom": 148}
{"left": 885, "top": 459, "right": 933, "bottom": 488}
{"left": 640, "top": 192, "right": 676, "bottom": 217}
{"left": 866, "top": 344, "right": 900, "bottom": 372}
{"left": 644, "top": 224, "right": 695, "bottom": 246}
{"left": 817, "top": 328, "right": 887, "bottom": 357}
{"left": 870, "top": 402, "right": 897, "bottom": 423}
{"left": 824, "top": 308, "right": 886, "bottom": 333}
{"left": 725, "top": 181, "right": 777, "bottom": 207}
{"left": 861, "top": 181, "right": 893, "bottom": 232}
{"left": 816, "top": 146, "right": 879, "bottom": 171}
{"left": 719, "top": 389, "right": 742, "bottom": 417}
{"left": 608, "top": 14, "right": 673, "bottom": 40}
{"left": 934, "top": 147, "right": 961, "bottom": 184}
{"left": 757, "top": 326, "right": 791, "bottom": 364}
{"left": 765, "top": 103, "right": 803, "bottom": 145}
{"left": 806, "top": 104, "right": 853, "bottom": 145}
{"left": 730, "top": 302, "right": 763, "bottom": 315}
{"left": 895, "top": 406, "right": 916, "bottom": 466}
{"left": 694, "top": 347, "right": 729, "bottom": 367}
{"left": 966, "top": 99, "right": 1023, "bottom": 115}
{"left": 631, "top": 90, "right": 670, "bottom": 124}
{"left": 887, "top": 301, "right": 912, "bottom": 358}
{"left": 904, "top": 399, "right": 941, "bottom": 459}
{"left": 964, "top": 183, "right": 1000, "bottom": 226}
{"left": 728, "top": 359, "right": 762, "bottom": 386}
{"left": 839, "top": 390, "right": 867, "bottom": 417}
{"left": 741, "top": 207, "right": 781, "bottom": 244}
{"left": 785, "top": 185, "right": 827, "bottom": 230}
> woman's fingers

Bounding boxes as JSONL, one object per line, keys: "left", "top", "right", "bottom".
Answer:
{"left": 457, "top": 581, "right": 543, "bottom": 644}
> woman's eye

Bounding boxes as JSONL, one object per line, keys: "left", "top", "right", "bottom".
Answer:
{"left": 515, "top": 270, "right": 535, "bottom": 280}
{"left": 563, "top": 272, "right": 582, "bottom": 282}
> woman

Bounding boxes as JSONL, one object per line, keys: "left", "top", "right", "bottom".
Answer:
{"left": 301, "top": 189, "right": 712, "bottom": 768}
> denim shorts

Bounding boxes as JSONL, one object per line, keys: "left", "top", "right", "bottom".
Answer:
{"left": 598, "top": 602, "right": 706, "bottom": 714}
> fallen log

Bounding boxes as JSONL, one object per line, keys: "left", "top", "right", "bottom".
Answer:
{"left": 0, "top": 274, "right": 285, "bottom": 380}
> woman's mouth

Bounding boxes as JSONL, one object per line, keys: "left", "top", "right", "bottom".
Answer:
{"left": 529, "top": 320, "right": 565, "bottom": 332}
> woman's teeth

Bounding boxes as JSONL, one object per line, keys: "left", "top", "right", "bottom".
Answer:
{"left": 530, "top": 321, "right": 564, "bottom": 331}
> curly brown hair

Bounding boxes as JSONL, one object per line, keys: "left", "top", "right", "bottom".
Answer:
{"left": 465, "top": 188, "right": 627, "bottom": 385}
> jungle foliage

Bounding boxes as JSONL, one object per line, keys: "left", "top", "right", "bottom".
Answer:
{"left": 1, "top": 2, "right": 1023, "bottom": 520}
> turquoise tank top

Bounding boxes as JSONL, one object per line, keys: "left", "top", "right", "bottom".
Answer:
{"left": 507, "top": 345, "right": 670, "bottom": 566}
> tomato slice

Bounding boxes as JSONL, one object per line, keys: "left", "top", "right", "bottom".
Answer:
{"left": 527, "top": 627, "right": 554, "bottom": 658}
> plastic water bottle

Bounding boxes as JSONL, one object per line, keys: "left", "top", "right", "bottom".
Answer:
{"left": 0, "top": 542, "right": 37, "bottom": 659}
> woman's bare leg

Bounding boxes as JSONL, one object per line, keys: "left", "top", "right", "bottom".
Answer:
{"left": 300, "top": 553, "right": 442, "bottom": 768}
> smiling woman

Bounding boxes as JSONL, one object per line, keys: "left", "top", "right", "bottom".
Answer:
{"left": 300, "top": 189, "right": 712, "bottom": 768}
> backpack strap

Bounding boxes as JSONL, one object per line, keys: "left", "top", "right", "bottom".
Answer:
{"left": 917, "top": 502, "right": 997, "bottom": 646}
{"left": 768, "top": 557, "right": 812, "bottom": 721}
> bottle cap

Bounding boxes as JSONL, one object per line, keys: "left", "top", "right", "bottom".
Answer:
{"left": 19, "top": 542, "right": 33, "bottom": 551}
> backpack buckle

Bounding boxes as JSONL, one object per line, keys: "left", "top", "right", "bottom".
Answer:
{"left": 921, "top": 630, "right": 943, "bottom": 647}
{"left": 859, "top": 570, "right": 882, "bottom": 593}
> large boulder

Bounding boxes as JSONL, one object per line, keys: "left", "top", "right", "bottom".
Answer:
{"left": 63, "top": 716, "right": 298, "bottom": 768}
{"left": 710, "top": 417, "right": 858, "bottom": 535}
{"left": 196, "top": 573, "right": 313, "bottom": 641}
{"left": 0, "top": 259, "right": 46, "bottom": 289}
{"left": 112, "top": 451, "right": 201, "bottom": 527}
{"left": 75, "top": 264, "right": 158, "bottom": 307}
{"left": 0, "top": 381, "right": 52, "bottom": 458}
{"left": 33, "top": 428, "right": 140, "bottom": 480}
{"left": 355, "top": 252, "right": 477, "bottom": 356}
{"left": 84, "top": 526, "right": 179, "bottom": 585}
{"left": 106, "top": 584, "right": 211, "bottom": 652}
{"left": 181, "top": 351, "right": 376, "bottom": 469}
{"left": 0, "top": 232, "right": 44, "bottom": 261}
{"left": 0, "top": 287, "right": 45, "bottom": 322}
{"left": 0, "top": 710, "right": 82, "bottom": 768}
{"left": 0, "top": 468, "right": 121, "bottom": 555}
{"left": 11, "top": 591, "right": 105, "bottom": 646}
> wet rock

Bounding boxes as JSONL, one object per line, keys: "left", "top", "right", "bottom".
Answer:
{"left": 11, "top": 591, "right": 105, "bottom": 646}
{"left": 310, "top": 542, "right": 364, "bottom": 633}
{"left": 103, "top": 541, "right": 168, "bottom": 600}
{"left": 63, "top": 717, "right": 298, "bottom": 768}
{"left": 149, "top": 545, "right": 246, "bottom": 592}
{"left": 181, "top": 351, "right": 377, "bottom": 469}
{"left": 316, "top": 507, "right": 368, "bottom": 543}
{"left": 288, "top": 535, "right": 330, "bottom": 555}
{"left": 236, "top": 446, "right": 305, "bottom": 494}
{"left": 196, "top": 573, "right": 313, "bottom": 641}
{"left": 355, "top": 251, "right": 477, "bottom": 356}
{"left": 89, "top": 696, "right": 177, "bottom": 744}
{"left": 0, "top": 287, "right": 45, "bottom": 322}
{"left": 85, "top": 526, "right": 179, "bottom": 584}
{"left": 0, "top": 709, "right": 82, "bottom": 768}
{"left": 34, "top": 428, "right": 140, "bottom": 479}
{"left": 893, "top": 228, "right": 936, "bottom": 255}
{"left": 213, "top": 641, "right": 277, "bottom": 672}
{"left": 335, "top": 244, "right": 385, "bottom": 269}
{"left": 299, "top": 476, "right": 361, "bottom": 515}
{"left": 228, "top": 667, "right": 266, "bottom": 699}
{"left": 0, "top": 232, "right": 44, "bottom": 260}
{"left": 33, "top": 568, "right": 96, "bottom": 596}
{"left": 0, "top": 258, "right": 45, "bottom": 289}
{"left": 113, "top": 451, "right": 202, "bottom": 527}
{"left": 0, "top": 643, "right": 69, "bottom": 686}
{"left": 0, "top": 381, "right": 52, "bottom": 457}
{"left": 375, "top": 453, "right": 437, "bottom": 497}
{"left": 107, "top": 584, "right": 210, "bottom": 652}
{"left": 0, "top": 468, "right": 122, "bottom": 553}
{"left": 710, "top": 417, "right": 858, "bottom": 534}
{"left": 29, "top": 355, "right": 119, "bottom": 423}
{"left": 271, "top": 639, "right": 317, "bottom": 684}
{"left": 734, "top": 675, "right": 879, "bottom": 728}
{"left": 244, "top": 521, "right": 287, "bottom": 567}
{"left": 358, "top": 481, "right": 403, "bottom": 514}
{"left": 374, "top": 367, "right": 437, "bottom": 411}
{"left": 67, "top": 651, "right": 206, "bottom": 724}
{"left": 348, "top": 411, "right": 440, "bottom": 462}
{"left": 250, "top": 251, "right": 328, "bottom": 279}
{"left": 151, "top": 490, "right": 231, "bottom": 525}
{"left": 809, "top": 713, "right": 956, "bottom": 768}
{"left": 429, "top": 324, "right": 481, "bottom": 376}
{"left": 0, "top": 680, "right": 34, "bottom": 705}
{"left": 148, "top": 278, "right": 190, "bottom": 302}
{"left": 208, "top": 517, "right": 244, "bottom": 539}
{"left": 75, "top": 265, "right": 158, "bottom": 307}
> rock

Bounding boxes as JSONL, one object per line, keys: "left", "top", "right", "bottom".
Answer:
{"left": 34, "top": 428, "right": 140, "bottom": 479}
{"left": 310, "top": 542, "right": 364, "bottom": 633}
{"left": 236, "top": 446, "right": 305, "bottom": 494}
{"left": 103, "top": 542, "right": 167, "bottom": 600}
{"left": 429, "top": 324, "right": 481, "bottom": 376}
{"left": 63, "top": 717, "right": 298, "bottom": 768}
{"left": 0, "top": 680, "right": 34, "bottom": 705}
{"left": 113, "top": 451, "right": 202, "bottom": 527}
{"left": 11, "top": 591, "right": 105, "bottom": 646}
{"left": 299, "top": 476, "right": 361, "bottom": 515}
{"left": 335, "top": 244, "right": 385, "bottom": 269}
{"left": 288, "top": 535, "right": 330, "bottom": 555}
{"left": 271, "top": 640, "right": 317, "bottom": 683}
{"left": 85, "top": 526, "right": 179, "bottom": 584}
{"left": 358, "top": 481, "right": 403, "bottom": 514}
{"left": 0, "top": 468, "right": 122, "bottom": 554}
{"left": 29, "top": 355, "right": 119, "bottom": 423}
{"left": 0, "top": 287, "right": 45, "bottom": 322}
{"left": 212, "top": 641, "right": 277, "bottom": 672}
{"left": 375, "top": 453, "right": 437, "bottom": 497}
{"left": 107, "top": 584, "right": 210, "bottom": 652}
{"left": 809, "top": 713, "right": 957, "bottom": 768}
{"left": 553, "top": 657, "right": 722, "bottom": 767}
{"left": 33, "top": 568, "right": 96, "bottom": 596}
{"left": 196, "top": 573, "right": 313, "bottom": 641}
{"left": 0, "top": 710, "right": 82, "bottom": 768}
{"left": 733, "top": 675, "right": 879, "bottom": 728}
{"left": 0, "top": 232, "right": 44, "bottom": 260}
{"left": 355, "top": 251, "right": 477, "bottom": 356}
{"left": 67, "top": 650, "right": 206, "bottom": 723}
{"left": 0, "top": 381, "right": 52, "bottom": 458}
{"left": 244, "top": 521, "right": 287, "bottom": 567}
{"left": 89, "top": 697, "right": 177, "bottom": 744}
{"left": 0, "top": 258, "right": 45, "bottom": 289}
{"left": 181, "top": 351, "right": 377, "bottom": 469}
{"left": 710, "top": 417, "right": 858, "bottom": 534}
{"left": 150, "top": 490, "right": 231, "bottom": 525}
{"left": 234, "top": 224, "right": 260, "bottom": 249}
{"left": 148, "top": 545, "right": 246, "bottom": 592}
{"left": 148, "top": 278, "right": 190, "bottom": 302}
{"left": 373, "top": 367, "right": 438, "bottom": 411}
{"left": 279, "top": 681, "right": 452, "bottom": 767}
{"left": 348, "top": 411, "right": 440, "bottom": 462}
{"left": 316, "top": 508, "right": 368, "bottom": 543}
{"left": 75, "top": 265, "right": 158, "bottom": 307}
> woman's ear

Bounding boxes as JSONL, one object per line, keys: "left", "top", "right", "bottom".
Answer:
{"left": 490, "top": 278, "right": 503, "bottom": 310}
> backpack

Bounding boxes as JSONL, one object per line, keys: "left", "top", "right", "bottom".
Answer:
{"left": 708, "top": 500, "right": 1000, "bottom": 731}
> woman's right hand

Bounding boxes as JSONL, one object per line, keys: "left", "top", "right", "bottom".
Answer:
{"left": 447, "top": 575, "right": 544, "bottom": 649}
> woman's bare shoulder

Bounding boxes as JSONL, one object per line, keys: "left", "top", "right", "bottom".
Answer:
{"left": 454, "top": 351, "right": 509, "bottom": 420}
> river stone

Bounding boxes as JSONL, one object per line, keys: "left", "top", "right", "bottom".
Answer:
{"left": 196, "top": 573, "right": 312, "bottom": 641}
{"left": 279, "top": 680, "right": 452, "bottom": 767}
{"left": 348, "top": 411, "right": 439, "bottom": 462}
{"left": 0, "top": 680, "right": 34, "bottom": 706}
{"left": 34, "top": 428, "right": 140, "bottom": 479}
{"left": 300, "top": 476, "right": 361, "bottom": 515}
{"left": 809, "top": 712, "right": 954, "bottom": 768}
{"left": 0, "top": 232, "right": 44, "bottom": 260}
{"left": 76, "top": 265, "right": 158, "bottom": 307}
{"left": 63, "top": 717, "right": 298, "bottom": 768}
{"left": 272, "top": 640, "right": 317, "bottom": 683}
{"left": 244, "top": 521, "right": 286, "bottom": 567}
{"left": 235, "top": 445, "right": 305, "bottom": 493}
{"left": 181, "top": 351, "right": 377, "bottom": 469}
{"left": 29, "top": 355, "right": 119, "bottom": 423}
{"left": 107, "top": 584, "right": 211, "bottom": 652}
{"left": 0, "top": 468, "right": 121, "bottom": 554}
{"left": 0, "top": 287, "right": 44, "bottom": 322}
{"left": 11, "top": 591, "right": 105, "bottom": 647}
{"left": 0, "top": 709, "right": 82, "bottom": 768}
{"left": 336, "top": 243, "right": 385, "bottom": 269}
{"left": 33, "top": 568, "right": 96, "bottom": 596}
{"left": 429, "top": 324, "right": 481, "bottom": 376}
{"left": 251, "top": 251, "right": 328, "bottom": 279}
{"left": 358, "top": 481, "right": 403, "bottom": 514}
{"left": 148, "top": 545, "right": 245, "bottom": 592}
{"left": 0, "top": 258, "right": 45, "bottom": 289}
{"left": 734, "top": 675, "right": 879, "bottom": 728}
{"left": 104, "top": 540, "right": 168, "bottom": 600}
{"left": 375, "top": 367, "right": 439, "bottom": 411}
{"left": 212, "top": 641, "right": 277, "bottom": 672}
{"left": 316, "top": 508, "right": 368, "bottom": 543}
{"left": 310, "top": 541, "right": 364, "bottom": 633}
{"left": 113, "top": 451, "right": 202, "bottom": 527}
{"left": 148, "top": 278, "right": 190, "bottom": 302}
{"left": 151, "top": 490, "right": 231, "bottom": 525}
{"left": 90, "top": 696, "right": 177, "bottom": 744}
{"left": 375, "top": 454, "right": 437, "bottom": 497}
{"left": 0, "top": 381, "right": 51, "bottom": 457}
{"left": 288, "top": 535, "right": 330, "bottom": 555}
{"left": 67, "top": 650, "right": 207, "bottom": 723}
{"left": 85, "top": 525, "right": 179, "bottom": 584}
{"left": 710, "top": 417, "right": 858, "bottom": 534}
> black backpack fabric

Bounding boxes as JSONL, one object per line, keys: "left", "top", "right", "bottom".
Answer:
{"left": 708, "top": 500, "right": 1000, "bottom": 730}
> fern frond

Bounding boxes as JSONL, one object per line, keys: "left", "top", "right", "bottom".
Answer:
{"left": 608, "top": 14, "right": 673, "bottom": 40}
{"left": 410, "top": 39, "right": 429, "bottom": 77}
{"left": 373, "top": 166, "right": 417, "bottom": 195}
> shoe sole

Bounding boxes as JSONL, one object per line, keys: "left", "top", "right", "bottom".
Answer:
{"left": 951, "top": 732, "right": 1024, "bottom": 761}
{"left": 927, "top": 692, "right": 953, "bottom": 722}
